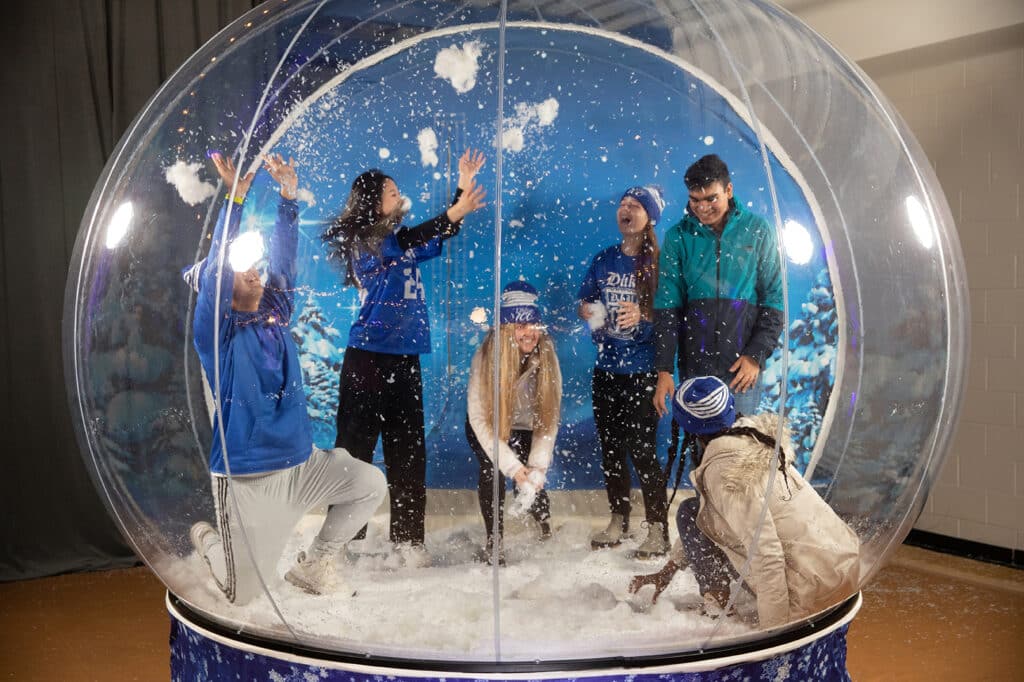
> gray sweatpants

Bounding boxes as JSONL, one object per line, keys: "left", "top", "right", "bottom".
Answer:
{"left": 200, "top": 447, "right": 386, "bottom": 604}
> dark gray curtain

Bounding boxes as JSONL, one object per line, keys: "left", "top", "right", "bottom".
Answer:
{"left": 0, "top": 0, "right": 259, "bottom": 581}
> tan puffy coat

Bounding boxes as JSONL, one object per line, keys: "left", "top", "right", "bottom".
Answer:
{"left": 690, "top": 413, "right": 860, "bottom": 629}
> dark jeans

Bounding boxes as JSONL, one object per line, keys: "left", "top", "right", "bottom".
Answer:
{"left": 335, "top": 347, "right": 426, "bottom": 545}
{"left": 676, "top": 495, "right": 737, "bottom": 596}
{"left": 465, "top": 419, "right": 551, "bottom": 540}
{"left": 592, "top": 368, "right": 668, "bottom": 526}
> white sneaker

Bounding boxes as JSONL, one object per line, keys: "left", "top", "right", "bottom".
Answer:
{"left": 189, "top": 521, "right": 218, "bottom": 556}
{"left": 285, "top": 550, "right": 344, "bottom": 595}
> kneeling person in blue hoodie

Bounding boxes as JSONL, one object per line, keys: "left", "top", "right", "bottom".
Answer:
{"left": 185, "top": 152, "right": 386, "bottom": 604}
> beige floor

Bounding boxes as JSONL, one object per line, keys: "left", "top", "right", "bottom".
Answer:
{"left": 0, "top": 545, "right": 1021, "bottom": 681}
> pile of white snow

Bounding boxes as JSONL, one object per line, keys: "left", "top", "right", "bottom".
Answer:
{"left": 172, "top": 514, "right": 755, "bottom": 662}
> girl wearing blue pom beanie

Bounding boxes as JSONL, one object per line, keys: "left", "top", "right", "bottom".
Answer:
{"left": 577, "top": 186, "right": 670, "bottom": 558}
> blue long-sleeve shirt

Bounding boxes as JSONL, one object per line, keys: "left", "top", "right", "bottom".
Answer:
{"left": 193, "top": 195, "right": 313, "bottom": 475}
{"left": 346, "top": 209, "right": 460, "bottom": 355}
{"left": 577, "top": 244, "right": 656, "bottom": 374}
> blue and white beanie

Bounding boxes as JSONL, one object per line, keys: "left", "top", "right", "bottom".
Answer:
{"left": 673, "top": 376, "right": 736, "bottom": 435}
{"left": 181, "top": 262, "right": 206, "bottom": 293}
{"left": 622, "top": 185, "right": 666, "bottom": 226}
{"left": 500, "top": 281, "right": 542, "bottom": 325}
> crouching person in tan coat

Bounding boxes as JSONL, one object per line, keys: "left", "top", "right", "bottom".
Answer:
{"left": 630, "top": 376, "right": 859, "bottom": 629}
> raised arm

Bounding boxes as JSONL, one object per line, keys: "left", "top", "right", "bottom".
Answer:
{"left": 396, "top": 149, "right": 487, "bottom": 252}
{"left": 193, "top": 153, "right": 254, "bottom": 353}
{"left": 262, "top": 154, "right": 299, "bottom": 290}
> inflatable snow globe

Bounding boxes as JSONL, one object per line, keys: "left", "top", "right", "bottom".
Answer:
{"left": 64, "top": 0, "right": 967, "bottom": 679}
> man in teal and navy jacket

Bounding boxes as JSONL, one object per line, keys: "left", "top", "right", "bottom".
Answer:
{"left": 652, "top": 154, "right": 784, "bottom": 418}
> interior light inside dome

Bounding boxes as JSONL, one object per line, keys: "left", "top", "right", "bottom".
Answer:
{"left": 104, "top": 202, "right": 134, "bottom": 249}
{"left": 905, "top": 195, "right": 934, "bottom": 249}
{"left": 228, "top": 231, "right": 265, "bottom": 272}
{"left": 783, "top": 219, "right": 813, "bottom": 265}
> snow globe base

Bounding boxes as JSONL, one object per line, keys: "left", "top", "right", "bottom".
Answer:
{"left": 168, "top": 591, "right": 861, "bottom": 681}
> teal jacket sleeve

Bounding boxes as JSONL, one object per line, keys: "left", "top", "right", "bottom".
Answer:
{"left": 743, "top": 219, "right": 785, "bottom": 364}
{"left": 654, "top": 223, "right": 686, "bottom": 372}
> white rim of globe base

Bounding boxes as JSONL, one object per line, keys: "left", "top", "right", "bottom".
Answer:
{"left": 166, "top": 590, "right": 862, "bottom": 677}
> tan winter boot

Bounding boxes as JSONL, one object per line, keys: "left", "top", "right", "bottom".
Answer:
{"left": 634, "top": 521, "right": 670, "bottom": 559}
{"left": 590, "top": 513, "right": 628, "bottom": 549}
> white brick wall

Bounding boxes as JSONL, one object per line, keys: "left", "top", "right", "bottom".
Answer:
{"left": 862, "top": 28, "right": 1024, "bottom": 552}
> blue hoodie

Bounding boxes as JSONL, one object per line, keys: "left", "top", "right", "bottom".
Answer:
{"left": 192, "top": 196, "right": 312, "bottom": 475}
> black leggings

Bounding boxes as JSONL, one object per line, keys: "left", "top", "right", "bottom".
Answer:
{"left": 335, "top": 347, "right": 425, "bottom": 545}
{"left": 465, "top": 419, "right": 551, "bottom": 540}
{"left": 592, "top": 368, "right": 668, "bottom": 526}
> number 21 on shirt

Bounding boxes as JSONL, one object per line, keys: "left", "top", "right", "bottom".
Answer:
{"left": 403, "top": 267, "right": 425, "bottom": 301}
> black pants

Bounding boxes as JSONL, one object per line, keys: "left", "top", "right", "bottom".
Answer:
{"left": 592, "top": 368, "right": 668, "bottom": 526}
{"left": 335, "top": 347, "right": 425, "bottom": 545}
{"left": 676, "top": 496, "right": 736, "bottom": 595}
{"left": 465, "top": 419, "right": 550, "bottom": 540}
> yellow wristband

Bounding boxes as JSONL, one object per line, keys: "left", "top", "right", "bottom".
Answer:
{"left": 224, "top": 193, "right": 244, "bottom": 204}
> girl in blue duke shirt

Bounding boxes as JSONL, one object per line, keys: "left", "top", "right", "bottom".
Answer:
{"left": 322, "top": 150, "right": 486, "bottom": 555}
{"left": 577, "top": 186, "right": 670, "bottom": 558}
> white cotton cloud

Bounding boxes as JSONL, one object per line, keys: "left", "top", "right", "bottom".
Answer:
{"left": 165, "top": 160, "right": 216, "bottom": 206}
{"left": 434, "top": 41, "right": 483, "bottom": 94}
{"left": 499, "top": 97, "right": 560, "bottom": 153}
{"left": 535, "top": 97, "right": 559, "bottom": 126}
{"left": 378, "top": 147, "right": 391, "bottom": 159}
{"left": 501, "top": 127, "right": 525, "bottom": 152}
{"left": 418, "top": 127, "right": 439, "bottom": 167}
{"left": 295, "top": 188, "right": 316, "bottom": 206}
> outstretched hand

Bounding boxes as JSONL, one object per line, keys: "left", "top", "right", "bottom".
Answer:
{"left": 628, "top": 561, "right": 680, "bottom": 605}
{"left": 458, "top": 148, "right": 486, "bottom": 189}
{"left": 262, "top": 153, "right": 298, "bottom": 200}
{"left": 211, "top": 152, "right": 255, "bottom": 200}
{"left": 447, "top": 178, "right": 487, "bottom": 223}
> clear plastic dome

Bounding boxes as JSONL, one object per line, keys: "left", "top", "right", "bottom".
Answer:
{"left": 64, "top": 0, "right": 967, "bottom": 666}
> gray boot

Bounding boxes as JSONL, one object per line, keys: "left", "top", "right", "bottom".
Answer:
{"left": 591, "top": 513, "right": 628, "bottom": 549}
{"left": 634, "top": 521, "right": 670, "bottom": 559}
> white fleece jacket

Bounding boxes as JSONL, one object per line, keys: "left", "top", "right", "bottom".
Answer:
{"left": 466, "top": 344, "right": 561, "bottom": 480}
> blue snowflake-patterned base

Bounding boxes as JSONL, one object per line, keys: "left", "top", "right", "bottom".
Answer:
{"left": 169, "top": 597, "right": 855, "bottom": 682}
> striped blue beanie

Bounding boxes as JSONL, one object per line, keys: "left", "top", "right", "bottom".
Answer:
{"left": 673, "top": 376, "right": 736, "bottom": 435}
{"left": 500, "top": 281, "right": 541, "bottom": 324}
